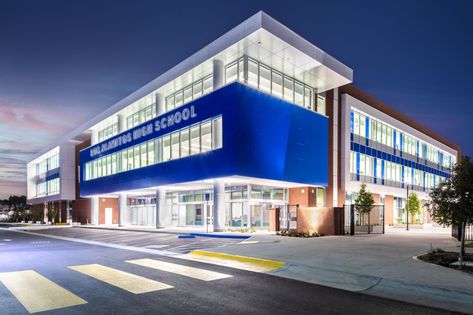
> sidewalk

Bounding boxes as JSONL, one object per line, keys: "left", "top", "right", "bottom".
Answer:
{"left": 200, "top": 232, "right": 473, "bottom": 314}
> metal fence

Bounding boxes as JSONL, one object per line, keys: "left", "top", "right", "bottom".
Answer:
{"left": 452, "top": 224, "right": 473, "bottom": 241}
{"left": 344, "top": 204, "right": 385, "bottom": 235}
{"left": 279, "top": 204, "right": 299, "bottom": 231}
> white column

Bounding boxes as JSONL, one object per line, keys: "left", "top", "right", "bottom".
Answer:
{"left": 155, "top": 188, "right": 169, "bottom": 228}
{"left": 91, "top": 196, "right": 99, "bottom": 225}
{"left": 156, "top": 93, "right": 165, "bottom": 116}
{"left": 213, "top": 60, "right": 224, "bottom": 90}
{"left": 91, "top": 129, "right": 99, "bottom": 146}
{"left": 118, "top": 193, "right": 127, "bottom": 226}
{"left": 332, "top": 88, "right": 339, "bottom": 207}
{"left": 213, "top": 180, "right": 225, "bottom": 232}
{"left": 118, "top": 114, "right": 126, "bottom": 133}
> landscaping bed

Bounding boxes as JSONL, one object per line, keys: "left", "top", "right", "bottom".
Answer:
{"left": 277, "top": 230, "right": 324, "bottom": 238}
{"left": 417, "top": 248, "right": 473, "bottom": 274}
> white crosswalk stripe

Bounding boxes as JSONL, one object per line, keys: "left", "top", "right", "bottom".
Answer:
{"left": 127, "top": 258, "right": 232, "bottom": 281}
{"left": 68, "top": 264, "right": 173, "bottom": 294}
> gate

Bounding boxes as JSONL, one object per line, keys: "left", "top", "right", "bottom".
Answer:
{"left": 344, "top": 204, "right": 385, "bottom": 235}
{"left": 279, "top": 204, "right": 299, "bottom": 231}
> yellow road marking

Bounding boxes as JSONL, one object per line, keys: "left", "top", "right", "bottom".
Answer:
{"left": 186, "top": 250, "right": 285, "bottom": 273}
{"left": 0, "top": 270, "right": 86, "bottom": 314}
{"left": 127, "top": 258, "right": 232, "bottom": 281}
{"left": 68, "top": 264, "right": 172, "bottom": 294}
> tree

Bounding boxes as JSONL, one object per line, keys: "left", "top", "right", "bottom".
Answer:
{"left": 48, "top": 202, "right": 58, "bottom": 224}
{"left": 404, "top": 192, "right": 421, "bottom": 224}
{"left": 429, "top": 156, "right": 473, "bottom": 266}
{"left": 354, "top": 183, "right": 375, "bottom": 229}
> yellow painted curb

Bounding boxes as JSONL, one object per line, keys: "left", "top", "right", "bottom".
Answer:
{"left": 189, "top": 250, "right": 285, "bottom": 272}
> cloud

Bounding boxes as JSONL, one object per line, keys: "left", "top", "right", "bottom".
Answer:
{"left": 0, "top": 105, "right": 73, "bottom": 133}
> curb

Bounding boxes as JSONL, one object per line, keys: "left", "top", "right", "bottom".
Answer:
{"left": 189, "top": 233, "right": 250, "bottom": 239}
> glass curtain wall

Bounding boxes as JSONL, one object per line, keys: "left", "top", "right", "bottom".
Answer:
{"left": 224, "top": 57, "right": 319, "bottom": 112}
{"left": 225, "top": 185, "right": 287, "bottom": 230}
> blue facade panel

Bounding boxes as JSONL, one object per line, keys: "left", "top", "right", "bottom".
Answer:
{"left": 80, "top": 83, "right": 329, "bottom": 196}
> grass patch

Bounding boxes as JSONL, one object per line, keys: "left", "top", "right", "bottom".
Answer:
{"left": 465, "top": 242, "right": 473, "bottom": 248}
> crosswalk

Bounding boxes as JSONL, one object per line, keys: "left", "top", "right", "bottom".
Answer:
{"left": 0, "top": 258, "right": 232, "bottom": 314}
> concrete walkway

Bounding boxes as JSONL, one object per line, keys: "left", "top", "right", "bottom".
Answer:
{"left": 203, "top": 230, "right": 473, "bottom": 313}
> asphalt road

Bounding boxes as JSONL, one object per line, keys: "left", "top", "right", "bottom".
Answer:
{"left": 0, "top": 228, "right": 459, "bottom": 314}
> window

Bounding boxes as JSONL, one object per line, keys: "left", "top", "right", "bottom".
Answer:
{"left": 84, "top": 116, "right": 222, "bottom": 180}
{"left": 171, "top": 132, "right": 180, "bottom": 160}
{"left": 316, "top": 94, "right": 325, "bottom": 114}
{"left": 180, "top": 128, "right": 190, "bottom": 157}
{"left": 271, "top": 71, "right": 283, "bottom": 98}
{"left": 140, "top": 143, "right": 147, "bottom": 167}
{"left": 248, "top": 58, "right": 258, "bottom": 87}
{"left": 294, "top": 82, "right": 304, "bottom": 107}
{"left": 163, "top": 135, "right": 171, "bottom": 161}
{"left": 225, "top": 61, "right": 238, "bottom": 83}
{"left": 201, "top": 121, "right": 212, "bottom": 152}
{"left": 283, "top": 76, "right": 294, "bottom": 102}
{"left": 259, "top": 64, "right": 271, "bottom": 92}
{"left": 190, "top": 125, "right": 200, "bottom": 155}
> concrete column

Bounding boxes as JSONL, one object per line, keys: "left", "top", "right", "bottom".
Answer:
{"left": 156, "top": 93, "right": 165, "bottom": 116}
{"left": 118, "top": 193, "right": 127, "bottom": 226}
{"left": 213, "top": 59, "right": 224, "bottom": 90}
{"left": 91, "top": 129, "right": 99, "bottom": 146}
{"left": 155, "top": 188, "right": 169, "bottom": 228}
{"left": 213, "top": 180, "right": 225, "bottom": 232}
{"left": 118, "top": 114, "right": 126, "bottom": 133}
{"left": 91, "top": 196, "right": 99, "bottom": 225}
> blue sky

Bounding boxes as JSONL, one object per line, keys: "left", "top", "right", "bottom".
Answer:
{"left": 1, "top": 0, "right": 472, "bottom": 198}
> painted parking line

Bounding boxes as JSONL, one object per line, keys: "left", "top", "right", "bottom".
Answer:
{"left": 184, "top": 250, "right": 285, "bottom": 273}
{"left": 127, "top": 258, "right": 232, "bottom": 281}
{"left": 0, "top": 270, "right": 86, "bottom": 314}
{"left": 68, "top": 264, "right": 173, "bottom": 294}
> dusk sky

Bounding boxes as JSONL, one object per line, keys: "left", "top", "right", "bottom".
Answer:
{"left": 1, "top": 0, "right": 472, "bottom": 199}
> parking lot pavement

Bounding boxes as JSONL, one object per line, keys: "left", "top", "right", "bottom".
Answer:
{"left": 0, "top": 229, "right": 457, "bottom": 314}
{"left": 201, "top": 232, "right": 473, "bottom": 314}
{"left": 26, "top": 226, "right": 244, "bottom": 254}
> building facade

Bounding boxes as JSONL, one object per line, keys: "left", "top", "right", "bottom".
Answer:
{"left": 26, "top": 12, "right": 460, "bottom": 233}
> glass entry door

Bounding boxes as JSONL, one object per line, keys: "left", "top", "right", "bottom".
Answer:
{"left": 250, "top": 203, "right": 271, "bottom": 229}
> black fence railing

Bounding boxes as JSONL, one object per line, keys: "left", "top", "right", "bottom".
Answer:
{"left": 344, "top": 204, "right": 385, "bottom": 235}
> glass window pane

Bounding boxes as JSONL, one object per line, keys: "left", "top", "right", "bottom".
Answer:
{"left": 122, "top": 151, "right": 128, "bottom": 171}
{"left": 171, "top": 132, "right": 180, "bottom": 159}
{"left": 317, "top": 95, "right": 325, "bottom": 115}
{"left": 166, "top": 95, "right": 175, "bottom": 112}
{"left": 134, "top": 146, "right": 140, "bottom": 169}
{"left": 271, "top": 70, "right": 282, "bottom": 98}
{"left": 248, "top": 59, "right": 258, "bottom": 87}
{"left": 283, "top": 76, "right": 294, "bottom": 102}
{"left": 127, "top": 148, "right": 134, "bottom": 170}
{"left": 148, "top": 141, "right": 155, "bottom": 165}
{"left": 175, "top": 91, "right": 183, "bottom": 107}
{"left": 201, "top": 121, "right": 212, "bottom": 152}
{"left": 294, "top": 82, "right": 304, "bottom": 107}
{"left": 193, "top": 81, "right": 202, "bottom": 99}
{"left": 141, "top": 143, "right": 147, "bottom": 167}
{"left": 163, "top": 135, "right": 171, "bottom": 161}
{"left": 259, "top": 64, "right": 271, "bottom": 93}
{"left": 225, "top": 62, "right": 238, "bottom": 83}
{"left": 190, "top": 125, "right": 200, "bottom": 154}
{"left": 203, "top": 75, "right": 213, "bottom": 95}
{"left": 180, "top": 128, "right": 190, "bottom": 157}
{"left": 183, "top": 86, "right": 192, "bottom": 104}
